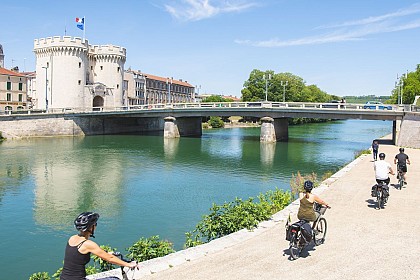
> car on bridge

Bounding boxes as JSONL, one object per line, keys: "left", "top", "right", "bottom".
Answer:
{"left": 363, "top": 101, "right": 393, "bottom": 110}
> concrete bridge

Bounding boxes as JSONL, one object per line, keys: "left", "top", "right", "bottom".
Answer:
{"left": 1, "top": 102, "right": 419, "bottom": 147}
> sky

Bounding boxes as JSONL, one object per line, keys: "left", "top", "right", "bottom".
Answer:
{"left": 1, "top": 0, "right": 420, "bottom": 97}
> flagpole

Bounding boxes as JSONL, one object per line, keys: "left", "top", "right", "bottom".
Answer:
{"left": 83, "top": 16, "right": 86, "bottom": 41}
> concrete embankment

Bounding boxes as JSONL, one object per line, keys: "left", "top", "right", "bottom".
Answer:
{"left": 90, "top": 137, "right": 420, "bottom": 280}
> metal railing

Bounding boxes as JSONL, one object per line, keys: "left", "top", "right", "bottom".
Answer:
{"left": 0, "top": 102, "right": 417, "bottom": 116}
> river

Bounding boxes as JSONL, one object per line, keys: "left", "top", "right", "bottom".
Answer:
{"left": 0, "top": 119, "right": 391, "bottom": 279}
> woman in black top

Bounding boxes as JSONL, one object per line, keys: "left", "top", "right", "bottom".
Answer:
{"left": 60, "top": 212, "right": 137, "bottom": 280}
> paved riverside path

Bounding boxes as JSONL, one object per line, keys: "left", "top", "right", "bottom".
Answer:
{"left": 91, "top": 141, "right": 419, "bottom": 280}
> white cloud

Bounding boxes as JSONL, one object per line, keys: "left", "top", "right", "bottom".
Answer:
{"left": 236, "top": 3, "right": 420, "bottom": 47}
{"left": 164, "top": 0, "right": 257, "bottom": 22}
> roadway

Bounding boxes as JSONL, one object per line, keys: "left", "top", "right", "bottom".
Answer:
{"left": 122, "top": 137, "right": 419, "bottom": 280}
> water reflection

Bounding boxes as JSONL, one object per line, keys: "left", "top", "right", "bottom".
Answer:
{"left": 260, "top": 143, "right": 276, "bottom": 166}
{"left": 164, "top": 138, "right": 180, "bottom": 160}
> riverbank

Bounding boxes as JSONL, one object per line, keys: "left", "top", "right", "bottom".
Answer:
{"left": 91, "top": 135, "right": 419, "bottom": 280}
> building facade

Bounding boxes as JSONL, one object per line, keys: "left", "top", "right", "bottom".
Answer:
{"left": 33, "top": 36, "right": 126, "bottom": 110}
{"left": 0, "top": 67, "right": 28, "bottom": 111}
{"left": 124, "top": 70, "right": 195, "bottom": 105}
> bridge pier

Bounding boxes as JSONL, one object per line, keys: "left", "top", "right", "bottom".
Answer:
{"left": 260, "top": 117, "right": 288, "bottom": 142}
{"left": 164, "top": 116, "right": 180, "bottom": 138}
{"left": 164, "top": 116, "right": 202, "bottom": 138}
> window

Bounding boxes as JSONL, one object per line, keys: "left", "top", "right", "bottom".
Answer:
{"left": 117, "top": 67, "right": 120, "bottom": 72}
{"left": 5, "top": 106, "right": 12, "bottom": 111}
{"left": 19, "top": 83, "right": 23, "bottom": 91}
{"left": 79, "top": 62, "right": 82, "bottom": 68}
{"left": 100, "top": 66, "right": 103, "bottom": 70}
{"left": 6, "top": 93, "right": 12, "bottom": 101}
{"left": 117, "top": 84, "right": 119, "bottom": 89}
{"left": 18, "top": 94, "right": 23, "bottom": 102}
{"left": 78, "top": 80, "right": 81, "bottom": 85}
{"left": 7, "top": 82, "right": 11, "bottom": 90}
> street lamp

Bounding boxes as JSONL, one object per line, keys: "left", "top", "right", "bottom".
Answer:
{"left": 263, "top": 74, "right": 271, "bottom": 102}
{"left": 42, "top": 66, "right": 48, "bottom": 112}
{"left": 281, "top": 80, "right": 288, "bottom": 102}
{"left": 166, "top": 77, "right": 173, "bottom": 104}
{"left": 195, "top": 85, "right": 201, "bottom": 103}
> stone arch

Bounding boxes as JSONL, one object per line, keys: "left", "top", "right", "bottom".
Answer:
{"left": 93, "top": 96, "right": 104, "bottom": 108}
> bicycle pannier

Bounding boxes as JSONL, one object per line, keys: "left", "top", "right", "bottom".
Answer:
{"left": 286, "top": 221, "right": 304, "bottom": 241}
{"left": 371, "top": 185, "right": 377, "bottom": 197}
{"left": 300, "top": 222, "right": 313, "bottom": 243}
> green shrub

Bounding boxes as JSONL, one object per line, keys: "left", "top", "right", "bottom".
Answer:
{"left": 91, "top": 245, "right": 118, "bottom": 272}
{"left": 208, "top": 116, "right": 224, "bottom": 128}
{"left": 185, "top": 189, "right": 292, "bottom": 248}
{"left": 257, "top": 188, "right": 293, "bottom": 214}
{"left": 52, "top": 267, "right": 62, "bottom": 280}
{"left": 85, "top": 265, "right": 99, "bottom": 275}
{"left": 354, "top": 149, "right": 371, "bottom": 159}
{"left": 126, "top": 235, "right": 175, "bottom": 262}
{"left": 29, "top": 272, "right": 51, "bottom": 280}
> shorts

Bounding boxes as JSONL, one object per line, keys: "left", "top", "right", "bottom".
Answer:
{"left": 397, "top": 164, "right": 407, "bottom": 173}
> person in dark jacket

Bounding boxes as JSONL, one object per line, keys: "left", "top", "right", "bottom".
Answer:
{"left": 372, "top": 140, "right": 379, "bottom": 161}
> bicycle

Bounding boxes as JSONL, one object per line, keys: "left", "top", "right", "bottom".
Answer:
{"left": 374, "top": 181, "right": 389, "bottom": 209}
{"left": 397, "top": 165, "right": 405, "bottom": 190}
{"left": 286, "top": 203, "right": 330, "bottom": 260}
{"left": 88, "top": 252, "right": 138, "bottom": 280}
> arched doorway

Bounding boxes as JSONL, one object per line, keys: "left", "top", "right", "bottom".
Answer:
{"left": 93, "top": 96, "right": 104, "bottom": 108}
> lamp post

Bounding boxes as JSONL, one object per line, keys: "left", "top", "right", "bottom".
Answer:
{"left": 42, "top": 66, "right": 48, "bottom": 112}
{"left": 281, "top": 80, "right": 288, "bottom": 102}
{"left": 195, "top": 85, "right": 201, "bottom": 103}
{"left": 166, "top": 77, "right": 173, "bottom": 104}
{"left": 263, "top": 74, "right": 271, "bottom": 102}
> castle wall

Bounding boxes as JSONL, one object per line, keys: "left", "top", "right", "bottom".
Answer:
{"left": 90, "top": 45, "right": 126, "bottom": 107}
{"left": 33, "top": 36, "right": 126, "bottom": 110}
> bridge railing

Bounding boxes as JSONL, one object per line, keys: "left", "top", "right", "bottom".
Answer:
{"left": 0, "top": 102, "right": 416, "bottom": 116}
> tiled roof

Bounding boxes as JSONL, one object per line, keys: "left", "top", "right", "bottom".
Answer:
{"left": 129, "top": 70, "right": 193, "bottom": 87}
{"left": 0, "top": 67, "right": 26, "bottom": 77}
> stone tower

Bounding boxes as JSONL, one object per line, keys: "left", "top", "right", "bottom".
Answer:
{"left": 33, "top": 36, "right": 126, "bottom": 110}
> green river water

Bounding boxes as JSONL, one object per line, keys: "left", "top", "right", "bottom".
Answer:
{"left": 0, "top": 119, "right": 391, "bottom": 278}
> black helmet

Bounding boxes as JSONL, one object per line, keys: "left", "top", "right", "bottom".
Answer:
{"left": 399, "top": 147, "right": 404, "bottom": 153}
{"left": 74, "top": 212, "right": 99, "bottom": 232}
{"left": 303, "top": 180, "right": 314, "bottom": 192}
{"left": 379, "top": 153, "right": 385, "bottom": 159}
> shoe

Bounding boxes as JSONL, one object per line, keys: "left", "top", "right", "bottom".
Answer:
{"left": 397, "top": 174, "right": 400, "bottom": 179}
{"left": 404, "top": 182, "right": 407, "bottom": 185}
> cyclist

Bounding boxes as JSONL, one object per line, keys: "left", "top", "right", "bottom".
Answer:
{"left": 297, "top": 180, "right": 329, "bottom": 227}
{"left": 60, "top": 212, "right": 137, "bottom": 280}
{"left": 394, "top": 147, "right": 410, "bottom": 184}
{"left": 374, "top": 153, "right": 394, "bottom": 194}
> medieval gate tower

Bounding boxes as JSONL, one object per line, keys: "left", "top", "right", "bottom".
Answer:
{"left": 33, "top": 36, "right": 126, "bottom": 110}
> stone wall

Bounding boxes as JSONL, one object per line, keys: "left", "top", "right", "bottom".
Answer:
{"left": 0, "top": 115, "right": 164, "bottom": 139}
{"left": 397, "top": 113, "right": 420, "bottom": 148}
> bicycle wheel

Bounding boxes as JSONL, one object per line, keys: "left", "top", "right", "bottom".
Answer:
{"left": 289, "top": 233, "right": 302, "bottom": 260}
{"left": 399, "top": 175, "right": 404, "bottom": 190}
{"left": 314, "top": 217, "right": 327, "bottom": 246}
{"left": 376, "top": 189, "right": 383, "bottom": 209}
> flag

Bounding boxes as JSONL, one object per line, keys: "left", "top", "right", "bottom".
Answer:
{"left": 75, "top": 17, "right": 84, "bottom": 30}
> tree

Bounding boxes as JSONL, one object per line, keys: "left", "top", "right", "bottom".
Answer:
{"left": 202, "top": 95, "right": 233, "bottom": 102}
{"left": 241, "top": 69, "right": 335, "bottom": 103}
{"left": 388, "top": 64, "right": 420, "bottom": 104}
